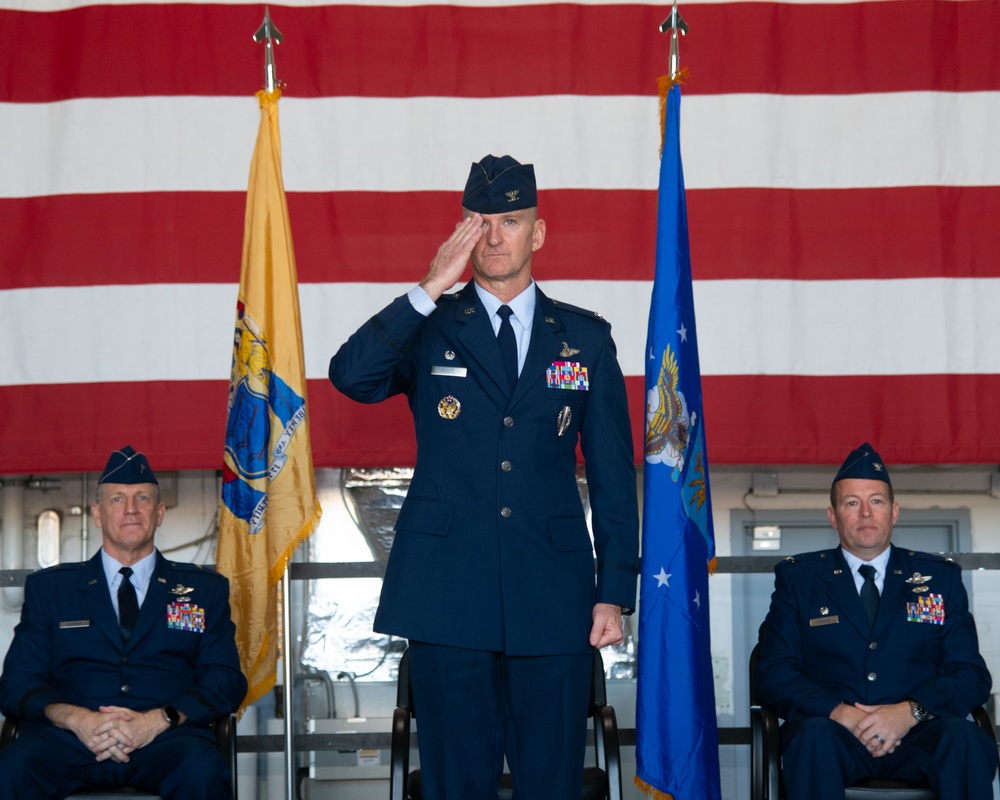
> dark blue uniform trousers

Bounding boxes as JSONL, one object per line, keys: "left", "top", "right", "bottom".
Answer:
{"left": 0, "top": 725, "right": 232, "bottom": 800}
{"left": 781, "top": 715, "right": 997, "bottom": 800}
{"left": 409, "top": 642, "right": 592, "bottom": 800}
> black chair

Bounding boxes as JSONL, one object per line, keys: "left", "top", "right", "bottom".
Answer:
{"left": 749, "top": 642, "right": 999, "bottom": 800}
{"left": 390, "top": 647, "right": 622, "bottom": 800}
{"left": 0, "top": 712, "right": 238, "bottom": 800}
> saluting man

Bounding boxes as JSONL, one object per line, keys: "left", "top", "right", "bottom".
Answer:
{"left": 0, "top": 446, "right": 247, "bottom": 799}
{"left": 329, "top": 154, "right": 639, "bottom": 800}
{"left": 757, "top": 442, "right": 996, "bottom": 799}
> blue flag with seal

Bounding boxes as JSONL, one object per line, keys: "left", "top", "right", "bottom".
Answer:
{"left": 634, "top": 76, "right": 722, "bottom": 800}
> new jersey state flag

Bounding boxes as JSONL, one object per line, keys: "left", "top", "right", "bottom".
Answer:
{"left": 634, "top": 78, "right": 722, "bottom": 800}
{"left": 216, "top": 89, "right": 322, "bottom": 712}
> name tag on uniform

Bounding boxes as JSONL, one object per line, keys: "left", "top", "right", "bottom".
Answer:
{"left": 59, "top": 619, "right": 90, "bottom": 629}
{"left": 430, "top": 366, "right": 468, "bottom": 378}
{"left": 809, "top": 615, "right": 839, "bottom": 627}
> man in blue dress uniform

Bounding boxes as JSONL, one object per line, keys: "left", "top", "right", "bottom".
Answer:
{"left": 329, "top": 155, "right": 640, "bottom": 800}
{"left": 0, "top": 446, "right": 247, "bottom": 799}
{"left": 757, "top": 442, "right": 996, "bottom": 799}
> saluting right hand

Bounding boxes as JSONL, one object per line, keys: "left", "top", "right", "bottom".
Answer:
{"left": 419, "top": 214, "right": 483, "bottom": 301}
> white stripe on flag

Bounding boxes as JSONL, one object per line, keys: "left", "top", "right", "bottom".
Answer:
{"left": 3, "top": 92, "right": 998, "bottom": 197}
{"left": 3, "top": 278, "right": 999, "bottom": 385}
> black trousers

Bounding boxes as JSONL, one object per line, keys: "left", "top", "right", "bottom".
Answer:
{"left": 781, "top": 715, "right": 997, "bottom": 800}
{"left": 0, "top": 726, "right": 231, "bottom": 800}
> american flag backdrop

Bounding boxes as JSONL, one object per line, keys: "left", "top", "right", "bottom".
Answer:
{"left": 1, "top": 0, "right": 998, "bottom": 474}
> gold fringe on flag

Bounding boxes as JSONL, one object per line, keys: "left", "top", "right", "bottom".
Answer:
{"left": 657, "top": 69, "right": 690, "bottom": 157}
{"left": 635, "top": 775, "right": 676, "bottom": 800}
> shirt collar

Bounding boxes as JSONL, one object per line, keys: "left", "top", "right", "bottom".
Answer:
{"left": 841, "top": 544, "right": 891, "bottom": 579}
{"left": 102, "top": 547, "right": 157, "bottom": 592}
{"left": 474, "top": 280, "right": 536, "bottom": 331}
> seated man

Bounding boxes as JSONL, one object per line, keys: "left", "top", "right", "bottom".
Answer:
{"left": 0, "top": 446, "right": 247, "bottom": 800}
{"left": 757, "top": 442, "right": 997, "bottom": 800}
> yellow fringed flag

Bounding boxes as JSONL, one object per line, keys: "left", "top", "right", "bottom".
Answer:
{"left": 216, "top": 89, "right": 322, "bottom": 713}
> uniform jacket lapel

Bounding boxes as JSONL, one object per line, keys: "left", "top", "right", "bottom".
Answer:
{"left": 451, "top": 284, "right": 511, "bottom": 397}
{"left": 79, "top": 554, "right": 122, "bottom": 648}
{"left": 126, "top": 551, "right": 172, "bottom": 649}
{"left": 511, "top": 288, "right": 565, "bottom": 408}
{"left": 826, "top": 548, "right": 870, "bottom": 636}
{"left": 872, "top": 546, "right": 906, "bottom": 637}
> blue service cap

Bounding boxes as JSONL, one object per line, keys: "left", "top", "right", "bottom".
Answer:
{"left": 99, "top": 445, "right": 158, "bottom": 485}
{"left": 462, "top": 154, "right": 537, "bottom": 214}
{"left": 833, "top": 442, "right": 891, "bottom": 487}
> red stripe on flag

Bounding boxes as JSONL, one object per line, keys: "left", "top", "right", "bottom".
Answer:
{"left": 702, "top": 374, "right": 1000, "bottom": 466}
{"left": 1, "top": 374, "right": 997, "bottom": 473}
{"left": 3, "top": 185, "right": 999, "bottom": 290}
{"left": 2, "top": 1, "right": 998, "bottom": 102}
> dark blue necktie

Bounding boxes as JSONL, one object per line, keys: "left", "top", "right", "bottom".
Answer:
{"left": 858, "top": 564, "right": 879, "bottom": 628}
{"left": 118, "top": 566, "right": 139, "bottom": 643}
{"left": 497, "top": 305, "right": 518, "bottom": 391}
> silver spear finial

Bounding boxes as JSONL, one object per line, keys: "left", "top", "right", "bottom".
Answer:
{"left": 254, "top": 8, "right": 283, "bottom": 92}
{"left": 659, "top": 1, "right": 689, "bottom": 81}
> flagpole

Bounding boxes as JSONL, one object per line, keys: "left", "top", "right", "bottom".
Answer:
{"left": 659, "top": 0, "right": 688, "bottom": 82}
{"left": 252, "top": 12, "right": 295, "bottom": 800}
{"left": 282, "top": 569, "right": 294, "bottom": 800}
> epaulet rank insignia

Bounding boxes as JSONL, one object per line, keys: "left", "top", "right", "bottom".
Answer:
{"left": 550, "top": 299, "right": 609, "bottom": 323}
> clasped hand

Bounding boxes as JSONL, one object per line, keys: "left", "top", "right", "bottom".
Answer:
{"left": 65, "top": 705, "right": 166, "bottom": 763}
{"left": 831, "top": 700, "right": 917, "bottom": 758}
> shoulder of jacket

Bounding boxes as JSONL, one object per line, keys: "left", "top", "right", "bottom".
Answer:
{"left": 776, "top": 549, "right": 834, "bottom": 568}
{"left": 168, "top": 561, "right": 227, "bottom": 580}
{"left": 896, "top": 549, "right": 961, "bottom": 570}
{"left": 28, "top": 561, "right": 86, "bottom": 580}
{"left": 549, "top": 298, "right": 610, "bottom": 324}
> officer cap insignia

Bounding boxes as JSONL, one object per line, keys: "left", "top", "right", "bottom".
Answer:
{"left": 833, "top": 442, "right": 891, "bottom": 487}
{"left": 462, "top": 155, "right": 536, "bottom": 214}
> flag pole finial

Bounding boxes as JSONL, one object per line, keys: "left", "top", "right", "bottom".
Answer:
{"left": 253, "top": 7, "right": 283, "bottom": 92}
{"left": 659, "top": 1, "right": 689, "bottom": 82}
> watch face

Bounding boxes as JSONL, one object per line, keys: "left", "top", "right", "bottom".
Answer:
{"left": 163, "top": 706, "right": 180, "bottom": 726}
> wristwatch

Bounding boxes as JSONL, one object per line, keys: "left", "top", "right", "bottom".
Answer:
{"left": 907, "top": 699, "right": 932, "bottom": 722}
{"left": 162, "top": 705, "right": 181, "bottom": 728}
